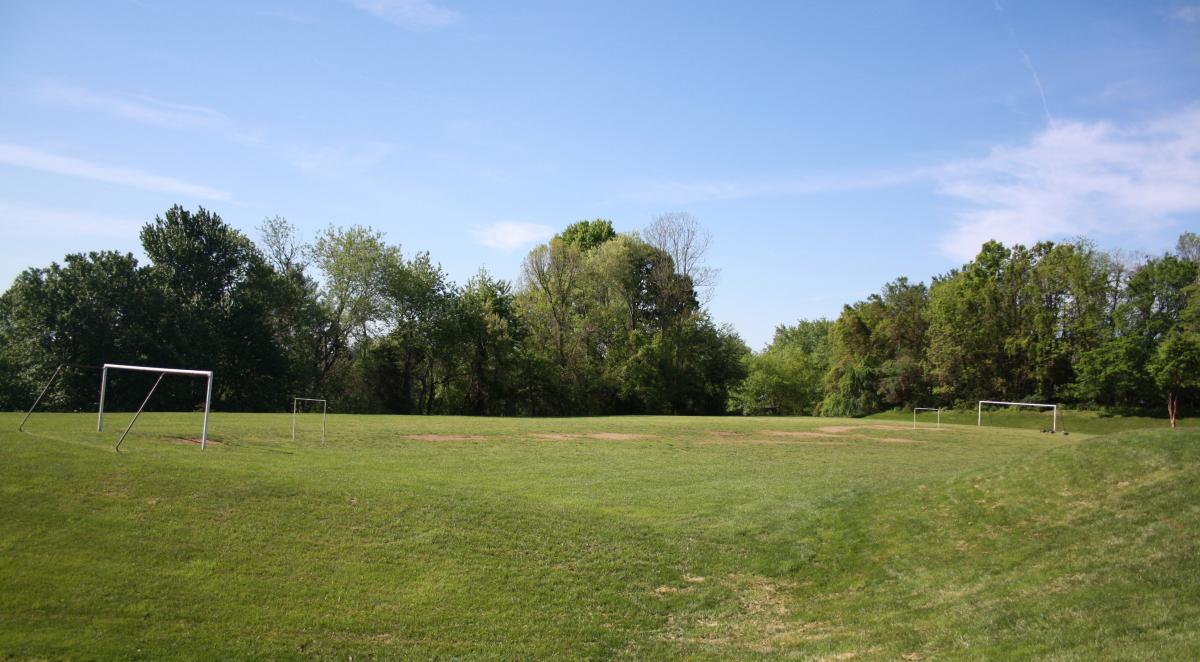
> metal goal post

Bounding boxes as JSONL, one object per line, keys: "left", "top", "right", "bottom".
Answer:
{"left": 98, "top": 363, "right": 214, "bottom": 450}
{"left": 913, "top": 407, "right": 941, "bottom": 429}
{"left": 977, "top": 400, "right": 1057, "bottom": 433}
{"left": 292, "top": 397, "right": 327, "bottom": 443}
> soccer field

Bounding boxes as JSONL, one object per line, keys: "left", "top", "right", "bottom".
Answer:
{"left": 2, "top": 413, "right": 1198, "bottom": 659}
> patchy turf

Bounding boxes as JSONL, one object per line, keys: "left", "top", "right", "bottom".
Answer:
{"left": 1, "top": 412, "right": 1197, "bottom": 659}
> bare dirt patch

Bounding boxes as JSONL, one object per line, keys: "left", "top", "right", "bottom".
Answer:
{"left": 403, "top": 434, "right": 485, "bottom": 442}
{"left": 698, "top": 437, "right": 848, "bottom": 446}
{"left": 654, "top": 585, "right": 696, "bottom": 595}
{"left": 817, "top": 426, "right": 857, "bottom": 434}
{"left": 759, "top": 430, "right": 841, "bottom": 439}
{"left": 530, "top": 432, "right": 652, "bottom": 441}
{"left": 817, "top": 424, "right": 923, "bottom": 434}
{"left": 707, "top": 430, "right": 743, "bottom": 437}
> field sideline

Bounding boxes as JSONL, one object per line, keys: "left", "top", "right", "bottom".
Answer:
{"left": 2, "top": 412, "right": 1198, "bottom": 659}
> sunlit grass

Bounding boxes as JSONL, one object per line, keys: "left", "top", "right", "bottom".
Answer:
{"left": 2, "top": 413, "right": 1196, "bottom": 659}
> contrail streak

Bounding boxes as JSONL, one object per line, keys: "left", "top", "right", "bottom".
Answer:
{"left": 994, "top": 1, "right": 1054, "bottom": 125}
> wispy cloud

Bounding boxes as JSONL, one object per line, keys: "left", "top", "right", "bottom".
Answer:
{"left": 30, "top": 80, "right": 393, "bottom": 178}
{"left": 1169, "top": 5, "right": 1200, "bottom": 22}
{"left": 0, "top": 201, "right": 143, "bottom": 239}
{"left": 629, "top": 108, "right": 1200, "bottom": 262}
{"left": 936, "top": 108, "right": 1200, "bottom": 259}
{"left": 0, "top": 143, "right": 233, "bottom": 201}
{"left": 348, "top": 0, "right": 460, "bottom": 29}
{"left": 474, "top": 221, "right": 554, "bottom": 250}
{"left": 30, "top": 80, "right": 265, "bottom": 146}
{"left": 32, "top": 80, "right": 230, "bottom": 131}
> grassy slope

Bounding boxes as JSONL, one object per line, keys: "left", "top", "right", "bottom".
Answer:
{"left": 0, "top": 413, "right": 1196, "bottom": 659}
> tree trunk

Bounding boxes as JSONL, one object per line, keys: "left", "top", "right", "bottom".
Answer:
{"left": 423, "top": 358, "right": 435, "bottom": 415}
{"left": 1168, "top": 391, "right": 1178, "bottom": 429}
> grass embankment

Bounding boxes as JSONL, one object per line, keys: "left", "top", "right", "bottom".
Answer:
{"left": 1, "top": 413, "right": 1196, "bottom": 659}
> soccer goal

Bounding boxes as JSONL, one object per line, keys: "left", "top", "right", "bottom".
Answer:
{"left": 977, "top": 400, "right": 1057, "bottom": 433}
{"left": 97, "top": 363, "right": 214, "bottom": 450}
{"left": 292, "top": 397, "right": 327, "bottom": 443}
{"left": 913, "top": 407, "right": 941, "bottom": 429}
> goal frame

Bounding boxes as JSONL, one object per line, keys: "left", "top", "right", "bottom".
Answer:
{"left": 97, "top": 363, "right": 214, "bottom": 450}
{"left": 977, "top": 400, "right": 1057, "bottom": 433}
{"left": 913, "top": 407, "right": 941, "bottom": 429}
{"left": 292, "top": 397, "right": 327, "bottom": 443}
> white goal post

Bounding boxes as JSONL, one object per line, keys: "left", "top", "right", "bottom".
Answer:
{"left": 98, "top": 363, "right": 214, "bottom": 450}
{"left": 977, "top": 400, "right": 1057, "bottom": 433}
{"left": 292, "top": 397, "right": 327, "bottom": 443}
{"left": 913, "top": 407, "right": 941, "bottom": 429}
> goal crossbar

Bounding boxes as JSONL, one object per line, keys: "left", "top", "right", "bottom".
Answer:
{"left": 913, "top": 407, "right": 941, "bottom": 429}
{"left": 977, "top": 400, "right": 1057, "bottom": 433}
{"left": 98, "top": 363, "right": 214, "bottom": 450}
{"left": 292, "top": 397, "right": 327, "bottom": 443}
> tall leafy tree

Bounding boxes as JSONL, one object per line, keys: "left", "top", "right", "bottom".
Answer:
{"left": 255, "top": 217, "right": 336, "bottom": 398}
{"left": 1148, "top": 331, "right": 1200, "bottom": 428}
{"left": 140, "top": 205, "right": 287, "bottom": 410}
{"left": 732, "top": 319, "right": 831, "bottom": 415}
{"left": 376, "top": 252, "right": 458, "bottom": 414}
{"left": 558, "top": 219, "right": 616, "bottom": 252}
{"left": 448, "top": 270, "right": 526, "bottom": 415}
{"left": 821, "top": 277, "right": 929, "bottom": 415}
{"left": 0, "top": 251, "right": 158, "bottom": 410}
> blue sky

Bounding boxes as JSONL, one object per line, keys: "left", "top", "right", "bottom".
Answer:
{"left": 1, "top": 1, "right": 1198, "bottom": 349}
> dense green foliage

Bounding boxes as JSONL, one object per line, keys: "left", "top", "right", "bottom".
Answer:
{"left": 737, "top": 234, "right": 1200, "bottom": 421}
{"left": 3, "top": 413, "right": 1198, "bottom": 658}
{"left": 0, "top": 206, "right": 745, "bottom": 415}
{"left": 1, "top": 204, "right": 1196, "bottom": 420}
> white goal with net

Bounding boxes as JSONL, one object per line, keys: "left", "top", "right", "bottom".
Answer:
{"left": 97, "top": 363, "right": 214, "bottom": 450}
{"left": 977, "top": 400, "right": 1058, "bottom": 433}
{"left": 292, "top": 397, "right": 327, "bottom": 443}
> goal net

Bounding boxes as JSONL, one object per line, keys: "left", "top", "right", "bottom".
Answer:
{"left": 977, "top": 400, "right": 1058, "bottom": 433}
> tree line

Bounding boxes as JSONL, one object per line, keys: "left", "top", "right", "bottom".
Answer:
{"left": 0, "top": 206, "right": 745, "bottom": 415}
{"left": 732, "top": 235, "right": 1200, "bottom": 425}
{"left": 1, "top": 205, "right": 1197, "bottom": 421}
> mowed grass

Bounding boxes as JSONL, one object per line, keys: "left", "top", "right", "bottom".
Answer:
{"left": 1, "top": 412, "right": 1197, "bottom": 659}
{"left": 871, "top": 406, "right": 1199, "bottom": 435}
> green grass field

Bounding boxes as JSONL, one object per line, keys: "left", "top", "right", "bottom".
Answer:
{"left": 2, "top": 412, "right": 1198, "bottom": 659}
{"left": 871, "top": 406, "right": 1197, "bottom": 435}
